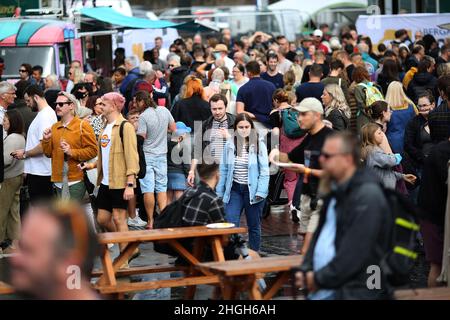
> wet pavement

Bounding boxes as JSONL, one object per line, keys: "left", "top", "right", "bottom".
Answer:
{"left": 95, "top": 203, "right": 429, "bottom": 300}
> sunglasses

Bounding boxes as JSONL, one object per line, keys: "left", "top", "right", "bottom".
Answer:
{"left": 68, "top": 72, "right": 73, "bottom": 75}
{"left": 19, "top": 69, "right": 27, "bottom": 73}
{"left": 55, "top": 101, "right": 72, "bottom": 107}
{"left": 168, "top": 64, "right": 176, "bottom": 68}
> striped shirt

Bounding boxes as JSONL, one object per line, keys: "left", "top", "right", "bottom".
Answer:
{"left": 233, "top": 143, "right": 249, "bottom": 184}
{"left": 210, "top": 119, "right": 228, "bottom": 162}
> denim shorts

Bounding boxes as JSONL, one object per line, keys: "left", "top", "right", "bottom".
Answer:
{"left": 139, "top": 155, "right": 168, "bottom": 193}
{"left": 167, "top": 172, "right": 187, "bottom": 191}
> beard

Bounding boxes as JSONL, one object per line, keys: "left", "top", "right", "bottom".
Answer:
{"left": 31, "top": 101, "right": 38, "bottom": 112}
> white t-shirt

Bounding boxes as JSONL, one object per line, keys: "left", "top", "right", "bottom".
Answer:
{"left": 159, "top": 48, "right": 170, "bottom": 62}
{"left": 224, "top": 57, "right": 235, "bottom": 78}
{"left": 24, "top": 105, "right": 57, "bottom": 176}
{"left": 100, "top": 121, "right": 115, "bottom": 186}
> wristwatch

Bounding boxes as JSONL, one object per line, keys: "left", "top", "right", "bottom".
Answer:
{"left": 127, "top": 183, "right": 134, "bottom": 188}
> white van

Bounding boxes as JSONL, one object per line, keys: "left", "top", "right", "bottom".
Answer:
{"left": 68, "top": 0, "right": 133, "bottom": 17}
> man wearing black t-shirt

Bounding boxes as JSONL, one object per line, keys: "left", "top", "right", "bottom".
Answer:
{"left": 295, "top": 64, "right": 325, "bottom": 103}
{"left": 269, "top": 98, "right": 333, "bottom": 254}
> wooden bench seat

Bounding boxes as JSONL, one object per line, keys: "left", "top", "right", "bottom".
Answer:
{"left": 96, "top": 275, "right": 220, "bottom": 294}
{"left": 91, "top": 264, "right": 189, "bottom": 278}
{"left": 0, "top": 281, "right": 13, "bottom": 295}
{"left": 395, "top": 287, "right": 450, "bottom": 300}
{"left": 197, "top": 255, "right": 303, "bottom": 300}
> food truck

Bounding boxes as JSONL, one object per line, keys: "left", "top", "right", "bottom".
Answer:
{"left": 0, "top": 19, "right": 82, "bottom": 80}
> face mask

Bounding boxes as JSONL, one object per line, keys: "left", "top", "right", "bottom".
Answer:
{"left": 74, "top": 91, "right": 87, "bottom": 100}
{"left": 213, "top": 52, "right": 221, "bottom": 60}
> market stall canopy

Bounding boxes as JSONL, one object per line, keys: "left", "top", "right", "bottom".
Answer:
{"left": 79, "top": 7, "right": 219, "bottom": 32}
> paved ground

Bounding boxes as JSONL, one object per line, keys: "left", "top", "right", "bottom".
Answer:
{"left": 96, "top": 204, "right": 429, "bottom": 300}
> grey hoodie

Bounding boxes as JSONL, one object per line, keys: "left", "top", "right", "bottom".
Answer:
{"left": 365, "top": 146, "right": 403, "bottom": 189}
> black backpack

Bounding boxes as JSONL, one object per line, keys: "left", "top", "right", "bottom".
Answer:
{"left": 153, "top": 189, "right": 202, "bottom": 256}
{"left": 379, "top": 187, "right": 421, "bottom": 287}
{"left": 119, "top": 121, "right": 146, "bottom": 179}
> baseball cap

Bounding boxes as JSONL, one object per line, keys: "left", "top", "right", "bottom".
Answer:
{"left": 313, "top": 29, "right": 323, "bottom": 38}
{"left": 293, "top": 97, "right": 324, "bottom": 114}
{"left": 174, "top": 121, "right": 192, "bottom": 135}
{"left": 214, "top": 44, "right": 229, "bottom": 53}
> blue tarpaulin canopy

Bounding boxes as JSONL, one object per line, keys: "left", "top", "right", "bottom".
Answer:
{"left": 79, "top": 7, "right": 218, "bottom": 32}
{"left": 80, "top": 7, "right": 177, "bottom": 29}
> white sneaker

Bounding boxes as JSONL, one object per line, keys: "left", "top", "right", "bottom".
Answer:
{"left": 133, "top": 215, "right": 147, "bottom": 227}
{"left": 127, "top": 217, "right": 136, "bottom": 227}
{"left": 128, "top": 215, "right": 147, "bottom": 227}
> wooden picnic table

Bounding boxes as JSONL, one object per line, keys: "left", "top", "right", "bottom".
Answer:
{"left": 93, "top": 226, "right": 247, "bottom": 298}
{"left": 196, "top": 255, "right": 303, "bottom": 300}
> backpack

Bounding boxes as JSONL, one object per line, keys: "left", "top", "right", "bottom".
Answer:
{"left": 358, "top": 82, "right": 384, "bottom": 107}
{"left": 379, "top": 187, "right": 420, "bottom": 287}
{"left": 281, "top": 108, "right": 306, "bottom": 139}
{"left": 153, "top": 189, "right": 202, "bottom": 256}
{"left": 131, "top": 79, "right": 150, "bottom": 99}
{"left": 119, "top": 121, "right": 146, "bottom": 179}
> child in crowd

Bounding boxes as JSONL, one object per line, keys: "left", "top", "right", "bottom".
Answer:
{"left": 360, "top": 122, "right": 416, "bottom": 190}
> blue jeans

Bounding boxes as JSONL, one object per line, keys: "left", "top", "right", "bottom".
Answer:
{"left": 225, "top": 181, "right": 265, "bottom": 252}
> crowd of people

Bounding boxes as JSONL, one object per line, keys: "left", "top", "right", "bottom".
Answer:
{"left": 1, "top": 25, "right": 450, "bottom": 299}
